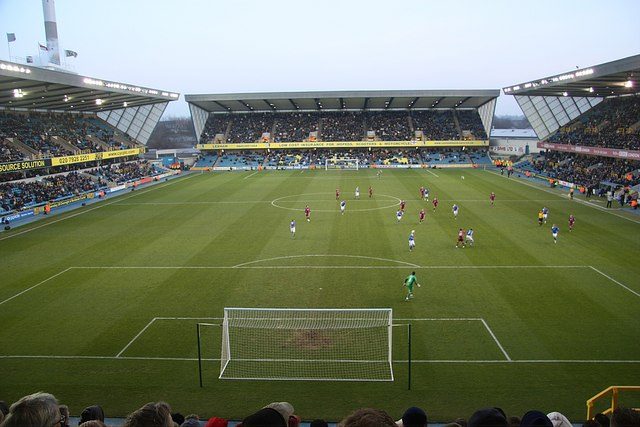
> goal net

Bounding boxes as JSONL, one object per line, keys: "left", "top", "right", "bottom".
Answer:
{"left": 325, "top": 158, "right": 359, "bottom": 170}
{"left": 220, "top": 308, "right": 393, "bottom": 381}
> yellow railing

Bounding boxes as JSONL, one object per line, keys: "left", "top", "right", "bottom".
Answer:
{"left": 586, "top": 386, "right": 640, "bottom": 420}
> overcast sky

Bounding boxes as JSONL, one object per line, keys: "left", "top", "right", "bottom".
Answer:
{"left": 1, "top": 0, "right": 639, "bottom": 119}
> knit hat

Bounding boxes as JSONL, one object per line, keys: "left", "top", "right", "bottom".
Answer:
{"left": 402, "top": 407, "right": 428, "bottom": 427}
{"left": 242, "top": 408, "right": 286, "bottom": 427}
{"left": 468, "top": 408, "right": 509, "bottom": 427}
{"left": 204, "top": 417, "right": 228, "bottom": 427}
{"left": 521, "top": 411, "right": 553, "bottom": 427}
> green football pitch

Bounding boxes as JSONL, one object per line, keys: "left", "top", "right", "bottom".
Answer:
{"left": 1, "top": 168, "right": 638, "bottom": 421}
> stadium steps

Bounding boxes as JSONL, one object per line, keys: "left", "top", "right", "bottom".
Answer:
{"left": 50, "top": 136, "right": 80, "bottom": 153}
{"left": 5, "top": 137, "right": 39, "bottom": 158}
{"left": 453, "top": 110, "right": 462, "bottom": 139}
{"left": 113, "top": 134, "right": 138, "bottom": 148}
{"left": 86, "top": 135, "right": 112, "bottom": 151}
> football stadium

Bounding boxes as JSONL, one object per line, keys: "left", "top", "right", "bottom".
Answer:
{"left": 1, "top": 2, "right": 639, "bottom": 427}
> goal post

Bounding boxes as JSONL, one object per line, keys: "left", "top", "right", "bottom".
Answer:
{"left": 219, "top": 308, "right": 393, "bottom": 382}
{"left": 325, "top": 158, "right": 359, "bottom": 170}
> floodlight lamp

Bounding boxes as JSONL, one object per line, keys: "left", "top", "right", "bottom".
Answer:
{"left": 624, "top": 80, "right": 633, "bottom": 88}
{"left": 589, "top": 87, "right": 594, "bottom": 93}
{"left": 95, "top": 99, "right": 103, "bottom": 105}
{"left": 123, "top": 102, "right": 128, "bottom": 107}
{"left": 562, "top": 92, "right": 568, "bottom": 97}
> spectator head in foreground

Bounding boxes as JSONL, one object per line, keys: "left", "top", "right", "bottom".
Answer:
{"left": 180, "top": 417, "right": 200, "bottom": 427}
{"left": 123, "top": 402, "right": 174, "bottom": 427}
{"left": 468, "top": 408, "right": 509, "bottom": 427}
{"left": 80, "top": 405, "right": 105, "bottom": 424}
{"left": 241, "top": 408, "right": 287, "bottom": 427}
{"left": 0, "top": 401, "right": 8, "bottom": 417}
{"left": 79, "top": 421, "right": 107, "bottom": 427}
{"left": 595, "top": 413, "right": 611, "bottom": 427}
{"left": 521, "top": 411, "right": 553, "bottom": 427}
{"left": 339, "top": 408, "right": 397, "bottom": 427}
{"left": 58, "top": 405, "right": 69, "bottom": 427}
{"left": 610, "top": 407, "right": 640, "bottom": 427}
{"left": 204, "top": 417, "right": 228, "bottom": 427}
{"left": 397, "top": 406, "right": 428, "bottom": 427}
{"left": 0, "top": 392, "right": 60, "bottom": 427}
{"left": 546, "top": 412, "right": 571, "bottom": 427}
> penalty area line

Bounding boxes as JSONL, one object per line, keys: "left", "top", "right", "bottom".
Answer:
{"left": 589, "top": 266, "right": 640, "bottom": 298}
{"left": 0, "top": 268, "right": 72, "bottom": 306}
{"left": 115, "top": 318, "right": 157, "bottom": 357}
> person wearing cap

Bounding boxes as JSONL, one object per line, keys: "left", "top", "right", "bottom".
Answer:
{"left": 396, "top": 406, "right": 428, "bottom": 427}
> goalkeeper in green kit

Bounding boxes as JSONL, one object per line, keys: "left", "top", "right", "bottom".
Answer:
{"left": 403, "top": 271, "right": 421, "bottom": 301}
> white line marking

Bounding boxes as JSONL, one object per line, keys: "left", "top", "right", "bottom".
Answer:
{"left": 485, "top": 170, "right": 640, "bottom": 224}
{"left": 115, "top": 318, "right": 157, "bottom": 357}
{"left": 70, "top": 265, "right": 587, "bottom": 270}
{"left": 480, "top": 318, "right": 511, "bottom": 361}
{"left": 243, "top": 171, "right": 259, "bottom": 179}
{"left": 115, "top": 201, "right": 272, "bottom": 205}
{"left": 425, "top": 169, "right": 439, "bottom": 177}
{"left": 0, "top": 355, "right": 638, "bottom": 363}
{"left": 0, "top": 173, "right": 197, "bottom": 241}
{"left": 0, "top": 268, "right": 72, "bottom": 306}
{"left": 154, "top": 317, "right": 481, "bottom": 321}
{"left": 271, "top": 192, "right": 401, "bottom": 212}
{"left": 110, "top": 198, "right": 577, "bottom": 206}
{"left": 232, "top": 254, "right": 420, "bottom": 268}
{"left": 589, "top": 266, "right": 640, "bottom": 298}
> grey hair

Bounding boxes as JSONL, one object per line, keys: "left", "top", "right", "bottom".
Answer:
{"left": 1, "top": 392, "right": 59, "bottom": 427}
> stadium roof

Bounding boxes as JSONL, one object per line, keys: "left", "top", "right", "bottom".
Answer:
{"left": 185, "top": 90, "right": 500, "bottom": 113}
{"left": 0, "top": 60, "right": 179, "bottom": 113}
{"left": 503, "top": 54, "right": 639, "bottom": 141}
{"left": 490, "top": 128, "right": 538, "bottom": 139}
{"left": 503, "top": 54, "right": 640, "bottom": 98}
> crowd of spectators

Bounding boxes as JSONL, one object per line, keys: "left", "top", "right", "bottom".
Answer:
{"left": 456, "top": 110, "right": 487, "bottom": 139}
{"left": 0, "top": 171, "right": 99, "bottom": 212}
{"left": 0, "top": 143, "right": 24, "bottom": 163}
{"left": 200, "top": 115, "right": 233, "bottom": 143}
{"left": 548, "top": 96, "right": 640, "bottom": 150}
{"left": 87, "top": 161, "right": 158, "bottom": 185}
{"left": 0, "top": 112, "right": 131, "bottom": 159}
{"left": 366, "top": 111, "right": 412, "bottom": 141}
{"left": 2, "top": 392, "right": 639, "bottom": 427}
{"left": 411, "top": 110, "right": 458, "bottom": 140}
{"left": 272, "top": 113, "right": 319, "bottom": 142}
{"left": 320, "top": 112, "right": 365, "bottom": 141}
{"left": 529, "top": 151, "right": 640, "bottom": 187}
{"left": 198, "top": 111, "right": 489, "bottom": 143}
{"left": 227, "top": 114, "right": 275, "bottom": 144}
